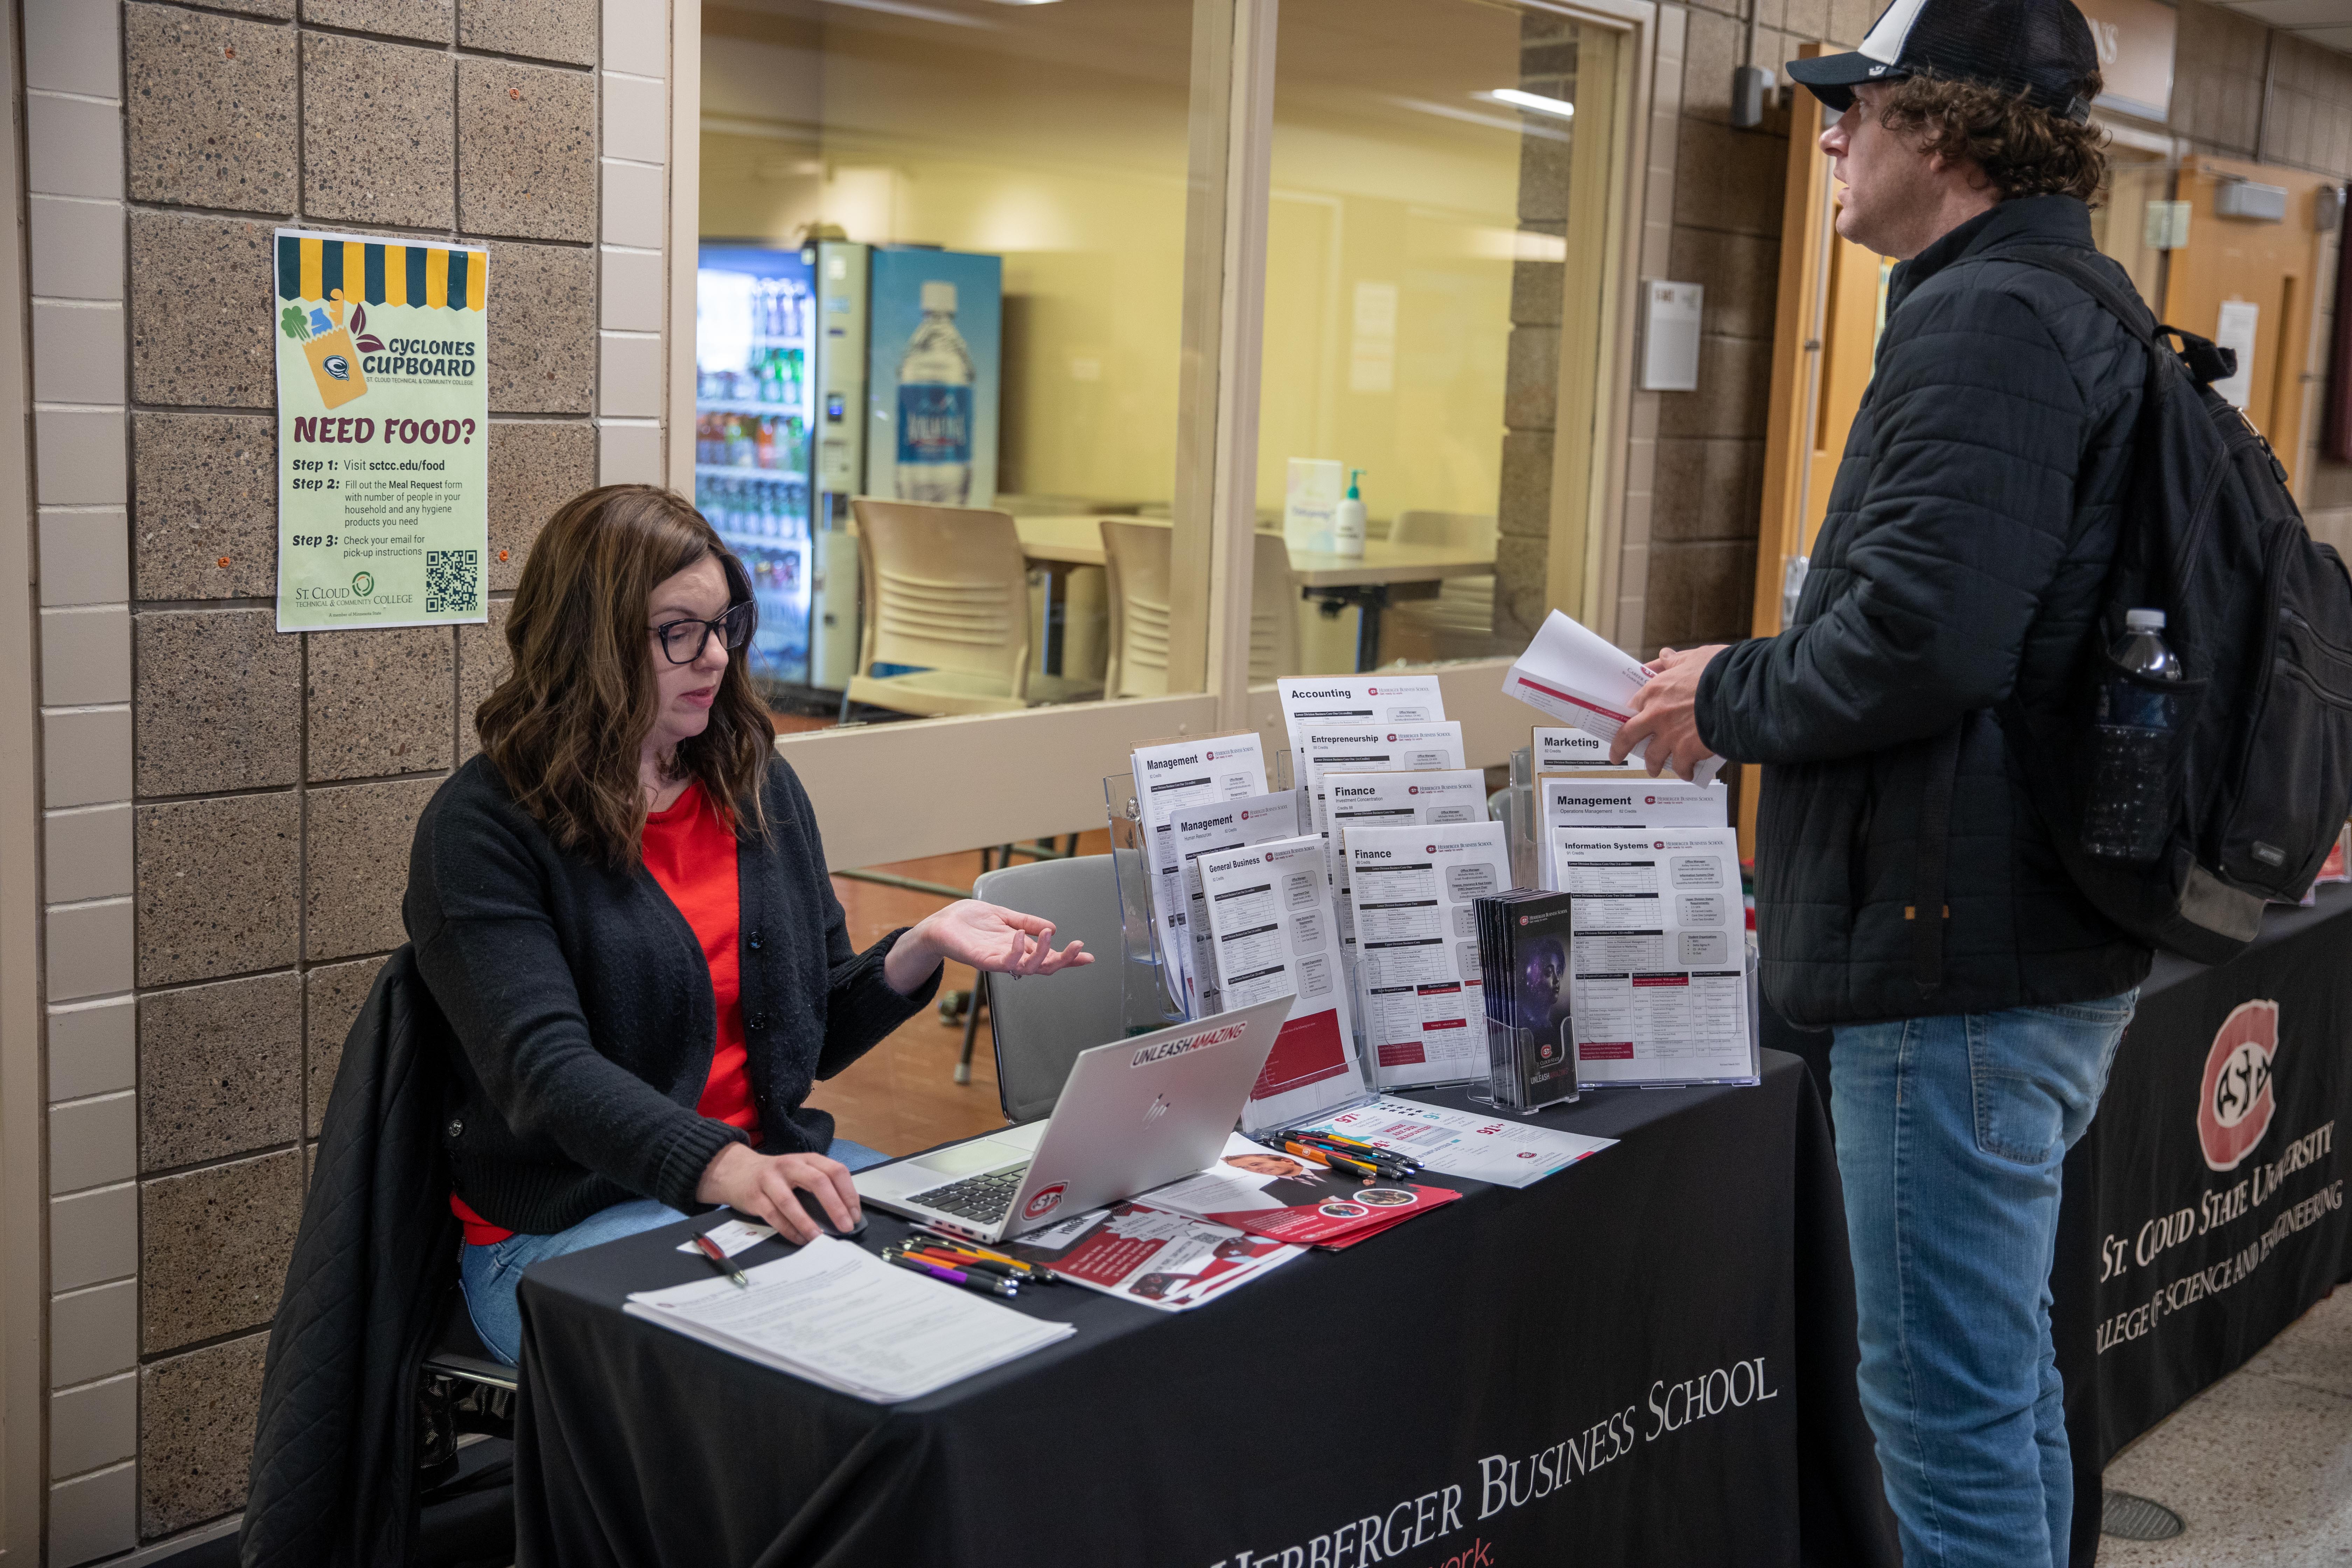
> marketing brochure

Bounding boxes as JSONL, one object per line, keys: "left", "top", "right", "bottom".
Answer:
{"left": 1197, "top": 833, "right": 1370, "bottom": 1131}
{"left": 1532, "top": 726, "right": 1637, "bottom": 773}
{"left": 1130, "top": 733, "right": 1270, "bottom": 1015}
{"left": 1345, "top": 821, "right": 1512, "bottom": 1091}
{"left": 1504, "top": 610, "right": 1723, "bottom": 784}
{"left": 1300, "top": 1097, "right": 1617, "bottom": 1189}
{"left": 1170, "top": 790, "right": 1304, "bottom": 1014}
{"left": 1150, "top": 1133, "right": 1462, "bottom": 1248}
{"left": 995, "top": 1201, "right": 1304, "bottom": 1312}
{"left": 1277, "top": 675, "right": 1447, "bottom": 762}
{"left": 1552, "top": 827, "right": 1755, "bottom": 1087}
{"left": 623, "top": 1235, "right": 1073, "bottom": 1402}
{"left": 1536, "top": 777, "right": 1729, "bottom": 889}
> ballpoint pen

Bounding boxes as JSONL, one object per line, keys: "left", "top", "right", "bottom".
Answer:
{"left": 691, "top": 1231, "right": 749, "bottom": 1288}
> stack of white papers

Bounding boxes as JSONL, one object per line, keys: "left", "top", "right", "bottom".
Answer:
{"left": 1130, "top": 734, "right": 1271, "bottom": 1017}
{"left": 1503, "top": 611, "right": 1723, "bottom": 784}
{"left": 624, "top": 1236, "right": 1073, "bottom": 1402}
{"left": 1345, "top": 820, "right": 1511, "bottom": 1090}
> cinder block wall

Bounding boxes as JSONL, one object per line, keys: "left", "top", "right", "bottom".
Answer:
{"left": 26, "top": 0, "right": 677, "bottom": 1559}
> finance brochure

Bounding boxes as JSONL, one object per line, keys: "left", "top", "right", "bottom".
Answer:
{"left": 1276, "top": 675, "right": 1447, "bottom": 763}
{"left": 1170, "top": 790, "right": 1303, "bottom": 1015}
{"left": 1197, "top": 833, "right": 1371, "bottom": 1131}
{"left": 1552, "top": 827, "right": 1755, "bottom": 1087}
{"left": 1537, "top": 778, "right": 1728, "bottom": 889}
{"left": 1130, "top": 733, "right": 1270, "bottom": 1017}
{"left": 1345, "top": 821, "right": 1512, "bottom": 1091}
{"left": 1296, "top": 722, "right": 1468, "bottom": 840}
{"left": 1503, "top": 610, "right": 1724, "bottom": 784}
{"left": 1321, "top": 768, "right": 1489, "bottom": 1016}
{"left": 622, "top": 1235, "right": 1072, "bottom": 1402}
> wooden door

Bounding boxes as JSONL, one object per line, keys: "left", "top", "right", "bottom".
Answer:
{"left": 2163, "top": 154, "right": 2333, "bottom": 489}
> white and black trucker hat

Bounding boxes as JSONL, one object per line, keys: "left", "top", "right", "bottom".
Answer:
{"left": 1786, "top": 0, "right": 2100, "bottom": 121}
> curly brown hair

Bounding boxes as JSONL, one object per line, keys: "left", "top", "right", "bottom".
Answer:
{"left": 1876, "top": 70, "right": 2110, "bottom": 202}
{"left": 475, "top": 484, "right": 775, "bottom": 868}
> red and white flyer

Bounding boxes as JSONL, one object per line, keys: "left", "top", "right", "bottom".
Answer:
{"left": 1149, "top": 1134, "right": 1462, "bottom": 1248}
{"left": 995, "top": 1201, "right": 1303, "bottom": 1313}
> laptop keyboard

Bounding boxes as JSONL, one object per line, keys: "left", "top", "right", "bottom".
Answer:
{"left": 907, "top": 1164, "right": 1032, "bottom": 1223}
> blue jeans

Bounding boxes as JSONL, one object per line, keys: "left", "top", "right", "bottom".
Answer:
{"left": 458, "top": 1136, "right": 892, "bottom": 1366}
{"left": 1830, "top": 992, "right": 2135, "bottom": 1568}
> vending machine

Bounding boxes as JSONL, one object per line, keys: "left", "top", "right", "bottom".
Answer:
{"left": 695, "top": 243, "right": 815, "bottom": 687}
{"left": 804, "top": 242, "right": 1004, "bottom": 693}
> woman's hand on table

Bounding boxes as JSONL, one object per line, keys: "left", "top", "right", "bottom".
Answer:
{"left": 696, "top": 1142, "right": 859, "bottom": 1243}
{"left": 884, "top": 898, "right": 1094, "bottom": 995}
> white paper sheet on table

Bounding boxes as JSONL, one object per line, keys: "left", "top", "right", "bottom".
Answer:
{"left": 1345, "top": 820, "right": 1509, "bottom": 1091}
{"left": 676, "top": 1218, "right": 775, "bottom": 1259}
{"left": 1552, "top": 826, "right": 1754, "bottom": 1087}
{"left": 624, "top": 1234, "right": 1073, "bottom": 1402}
{"left": 1130, "top": 733, "right": 1270, "bottom": 1016}
{"left": 1300, "top": 1097, "right": 1616, "bottom": 1188}
{"left": 1503, "top": 610, "right": 1723, "bottom": 784}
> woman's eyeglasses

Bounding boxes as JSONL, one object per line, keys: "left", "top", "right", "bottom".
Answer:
{"left": 652, "top": 601, "right": 754, "bottom": 664}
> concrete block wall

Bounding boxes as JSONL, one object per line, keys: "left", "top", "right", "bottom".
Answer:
{"left": 25, "top": 1, "right": 677, "bottom": 1558}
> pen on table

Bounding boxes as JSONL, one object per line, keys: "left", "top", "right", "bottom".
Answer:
{"left": 691, "top": 1232, "right": 749, "bottom": 1288}
{"left": 1275, "top": 1140, "right": 1382, "bottom": 1179}
{"left": 883, "top": 1251, "right": 1021, "bottom": 1297}
{"left": 900, "top": 1245, "right": 1027, "bottom": 1281}
{"left": 897, "top": 1241, "right": 1058, "bottom": 1287}
{"left": 1283, "top": 1128, "right": 1414, "bottom": 1164}
{"left": 911, "top": 1232, "right": 1059, "bottom": 1281}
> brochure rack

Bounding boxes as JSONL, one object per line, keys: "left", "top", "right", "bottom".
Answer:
{"left": 1103, "top": 774, "right": 1186, "bottom": 1028}
{"left": 1502, "top": 745, "right": 1539, "bottom": 891}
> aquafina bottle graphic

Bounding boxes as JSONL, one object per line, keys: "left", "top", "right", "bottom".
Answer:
{"left": 894, "top": 281, "right": 974, "bottom": 504}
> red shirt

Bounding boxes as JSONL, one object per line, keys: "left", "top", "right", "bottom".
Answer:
{"left": 454, "top": 780, "right": 758, "bottom": 1245}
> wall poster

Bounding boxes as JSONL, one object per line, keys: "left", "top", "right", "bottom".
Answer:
{"left": 274, "top": 228, "right": 490, "bottom": 631}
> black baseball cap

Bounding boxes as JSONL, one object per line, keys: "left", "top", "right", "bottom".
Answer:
{"left": 1786, "top": 0, "right": 2099, "bottom": 122}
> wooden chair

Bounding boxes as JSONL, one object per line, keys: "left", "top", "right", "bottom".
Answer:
{"left": 1383, "top": 509, "right": 1499, "bottom": 658}
{"left": 1101, "top": 521, "right": 1300, "bottom": 695}
{"left": 846, "top": 499, "right": 1097, "bottom": 716}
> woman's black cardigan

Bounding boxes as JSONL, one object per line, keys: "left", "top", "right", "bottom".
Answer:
{"left": 403, "top": 753, "right": 939, "bottom": 1234}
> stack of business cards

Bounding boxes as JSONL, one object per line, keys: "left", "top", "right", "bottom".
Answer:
{"left": 1475, "top": 889, "right": 1580, "bottom": 1113}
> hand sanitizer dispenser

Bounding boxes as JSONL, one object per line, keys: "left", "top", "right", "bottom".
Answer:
{"left": 1333, "top": 469, "right": 1367, "bottom": 559}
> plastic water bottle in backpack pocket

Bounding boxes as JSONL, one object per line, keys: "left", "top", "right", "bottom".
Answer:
{"left": 2082, "top": 610, "right": 2203, "bottom": 863}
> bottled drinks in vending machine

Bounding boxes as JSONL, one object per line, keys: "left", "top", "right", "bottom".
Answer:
{"left": 894, "top": 281, "right": 975, "bottom": 505}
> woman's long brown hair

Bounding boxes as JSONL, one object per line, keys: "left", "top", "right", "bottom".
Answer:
{"left": 476, "top": 484, "right": 775, "bottom": 867}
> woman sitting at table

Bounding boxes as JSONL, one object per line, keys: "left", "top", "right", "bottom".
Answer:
{"left": 406, "top": 484, "right": 1090, "bottom": 1364}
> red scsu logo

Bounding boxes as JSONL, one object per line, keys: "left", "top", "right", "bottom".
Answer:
{"left": 1408, "top": 785, "right": 1420, "bottom": 796}
{"left": 1388, "top": 733, "right": 1398, "bottom": 743}
{"left": 1368, "top": 685, "right": 1379, "bottom": 695}
{"left": 2198, "top": 1000, "right": 2278, "bottom": 1172}
{"left": 1024, "top": 1184, "right": 1067, "bottom": 1220}
{"left": 1645, "top": 796, "right": 1657, "bottom": 805}
{"left": 1426, "top": 845, "right": 1437, "bottom": 854}
{"left": 1654, "top": 840, "right": 1665, "bottom": 849}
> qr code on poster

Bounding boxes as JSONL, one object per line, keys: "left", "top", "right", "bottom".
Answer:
{"left": 425, "top": 550, "right": 480, "bottom": 615}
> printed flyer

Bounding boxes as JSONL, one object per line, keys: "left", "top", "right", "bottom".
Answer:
{"left": 273, "top": 229, "right": 490, "bottom": 631}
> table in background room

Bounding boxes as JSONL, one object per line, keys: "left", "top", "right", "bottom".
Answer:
{"left": 1767, "top": 881, "right": 2352, "bottom": 1567}
{"left": 512, "top": 1053, "right": 1897, "bottom": 1568}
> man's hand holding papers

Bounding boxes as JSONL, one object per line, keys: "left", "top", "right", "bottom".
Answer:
{"left": 1614, "top": 644, "right": 1732, "bottom": 784}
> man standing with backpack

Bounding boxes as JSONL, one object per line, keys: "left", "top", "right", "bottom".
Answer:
{"left": 1617, "top": 2, "right": 2152, "bottom": 1562}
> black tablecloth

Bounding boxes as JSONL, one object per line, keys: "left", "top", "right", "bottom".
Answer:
{"left": 1767, "top": 882, "right": 2352, "bottom": 1567}
{"left": 513, "top": 1051, "right": 1899, "bottom": 1568}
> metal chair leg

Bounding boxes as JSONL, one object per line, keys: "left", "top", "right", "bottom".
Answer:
{"left": 957, "top": 973, "right": 985, "bottom": 1085}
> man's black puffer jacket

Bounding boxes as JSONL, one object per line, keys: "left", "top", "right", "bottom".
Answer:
{"left": 1696, "top": 195, "right": 2155, "bottom": 1028}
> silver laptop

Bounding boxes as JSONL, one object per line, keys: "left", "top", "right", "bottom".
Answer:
{"left": 854, "top": 997, "right": 1292, "bottom": 1243}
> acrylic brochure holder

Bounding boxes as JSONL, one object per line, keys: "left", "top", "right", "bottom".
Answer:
{"left": 1104, "top": 773, "right": 1187, "bottom": 1032}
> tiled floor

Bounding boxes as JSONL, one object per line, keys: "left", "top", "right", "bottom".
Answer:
{"left": 2100, "top": 1288, "right": 2352, "bottom": 1566}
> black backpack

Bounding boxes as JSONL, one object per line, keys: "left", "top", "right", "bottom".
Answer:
{"left": 1979, "top": 243, "right": 2352, "bottom": 965}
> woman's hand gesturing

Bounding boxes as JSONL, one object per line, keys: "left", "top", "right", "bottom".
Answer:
{"left": 884, "top": 898, "right": 1093, "bottom": 995}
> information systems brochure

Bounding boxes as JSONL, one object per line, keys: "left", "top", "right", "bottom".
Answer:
{"left": 1345, "top": 821, "right": 1511, "bottom": 1091}
{"left": 1130, "top": 733, "right": 1270, "bottom": 1016}
{"left": 1276, "top": 675, "right": 1446, "bottom": 762}
{"left": 1171, "top": 790, "right": 1303, "bottom": 1015}
{"left": 1552, "top": 827, "right": 1755, "bottom": 1087}
{"left": 1503, "top": 610, "right": 1724, "bottom": 784}
{"left": 1197, "top": 832, "right": 1370, "bottom": 1131}
{"left": 1302, "top": 1098, "right": 1617, "bottom": 1188}
{"left": 1537, "top": 778, "right": 1729, "bottom": 889}
{"left": 622, "top": 1236, "right": 1072, "bottom": 1402}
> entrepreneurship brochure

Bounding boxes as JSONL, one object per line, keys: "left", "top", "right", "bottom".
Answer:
{"left": 996, "top": 1201, "right": 1303, "bottom": 1312}
{"left": 1130, "top": 733, "right": 1270, "bottom": 1016}
{"left": 1536, "top": 777, "right": 1728, "bottom": 889}
{"left": 1345, "top": 821, "right": 1511, "bottom": 1091}
{"left": 1302, "top": 1097, "right": 1617, "bottom": 1188}
{"left": 1276, "top": 675, "right": 1446, "bottom": 762}
{"left": 1150, "top": 1133, "right": 1462, "bottom": 1247}
{"left": 1296, "top": 722, "right": 1468, "bottom": 841}
{"left": 1197, "top": 833, "right": 1370, "bottom": 1130}
{"left": 1503, "top": 610, "right": 1723, "bottom": 784}
{"left": 1553, "top": 827, "right": 1755, "bottom": 1087}
{"left": 1171, "top": 790, "right": 1303, "bottom": 1015}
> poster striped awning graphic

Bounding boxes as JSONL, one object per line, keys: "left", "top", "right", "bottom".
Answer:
{"left": 274, "top": 233, "right": 487, "bottom": 312}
